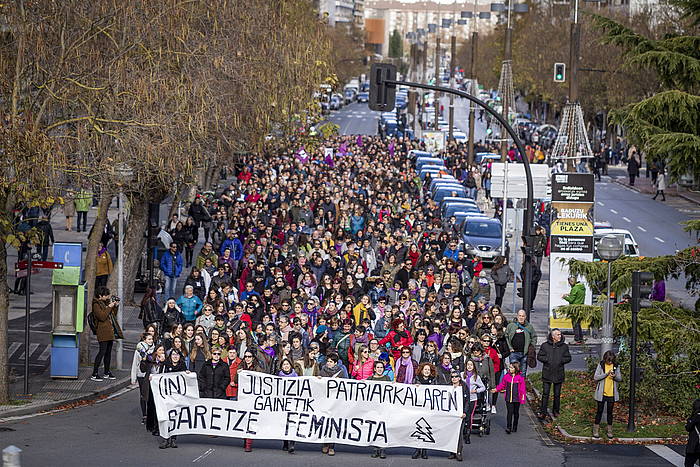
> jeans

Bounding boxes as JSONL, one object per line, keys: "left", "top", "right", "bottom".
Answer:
{"left": 510, "top": 352, "right": 528, "bottom": 378}
{"left": 93, "top": 340, "right": 113, "bottom": 375}
{"left": 573, "top": 320, "right": 584, "bottom": 342}
{"left": 540, "top": 381, "right": 562, "bottom": 416}
{"left": 594, "top": 396, "right": 615, "bottom": 425}
{"left": 77, "top": 211, "right": 88, "bottom": 231}
{"left": 40, "top": 244, "right": 49, "bottom": 261}
{"left": 137, "top": 376, "right": 147, "bottom": 416}
{"left": 494, "top": 283, "right": 506, "bottom": 307}
{"left": 163, "top": 275, "right": 178, "bottom": 300}
{"left": 506, "top": 401, "right": 521, "bottom": 430}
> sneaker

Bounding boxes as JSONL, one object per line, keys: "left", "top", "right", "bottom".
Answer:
{"left": 90, "top": 375, "right": 103, "bottom": 381}
{"left": 103, "top": 373, "right": 116, "bottom": 380}
{"left": 491, "top": 406, "right": 497, "bottom": 414}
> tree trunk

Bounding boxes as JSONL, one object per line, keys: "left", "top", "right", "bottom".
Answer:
{"left": 107, "top": 194, "right": 148, "bottom": 306}
{"left": 0, "top": 240, "right": 10, "bottom": 402}
{"left": 79, "top": 193, "right": 112, "bottom": 365}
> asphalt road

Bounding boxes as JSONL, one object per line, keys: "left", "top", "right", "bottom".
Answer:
{"left": 326, "top": 102, "right": 378, "bottom": 136}
{"left": 0, "top": 386, "right": 687, "bottom": 467}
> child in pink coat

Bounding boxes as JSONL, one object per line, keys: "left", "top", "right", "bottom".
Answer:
{"left": 492, "top": 361, "right": 527, "bottom": 433}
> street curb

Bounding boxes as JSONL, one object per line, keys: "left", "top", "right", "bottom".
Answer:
{"left": 611, "top": 176, "right": 700, "bottom": 206}
{"left": 0, "top": 377, "right": 132, "bottom": 420}
{"left": 529, "top": 383, "right": 681, "bottom": 444}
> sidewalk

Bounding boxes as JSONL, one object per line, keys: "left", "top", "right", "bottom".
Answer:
{"left": 607, "top": 166, "right": 700, "bottom": 206}
{"left": 3, "top": 201, "right": 144, "bottom": 416}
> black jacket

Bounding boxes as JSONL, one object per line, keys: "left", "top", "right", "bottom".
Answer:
{"left": 537, "top": 336, "right": 572, "bottom": 383}
{"left": 687, "top": 412, "right": 700, "bottom": 454}
{"left": 198, "top": 360, "right": 230, "bottom": 399}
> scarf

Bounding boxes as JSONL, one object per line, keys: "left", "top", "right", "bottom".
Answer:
{"left": 465, "top": 370, "right": 475, "bottom": 390}
{"left": 399, "top": 356, "right": 414, "bottom": 384}
{"left": 278, "top": 369, "right": 298, "bottom": 378}
{"left": 98, "top": 247, "right": 108, "bottom": 257}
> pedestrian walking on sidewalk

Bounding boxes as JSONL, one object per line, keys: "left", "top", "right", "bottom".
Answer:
{"left": 652, "top": 171, "right": 667, "bottom": 201}
{"left": 592, "top": 350, "right": 622, "bottom": 439}
{"left": 685, "top": 398, "right": 700, "bottom": 467}
{"left": 63, "top": 190, "right": 75, "bottom": 231}
{"left": 74, "top": 186, "right": 92, "bottom": 232}
{"left": 627, "top": 150, "right": 640, "bottom": 186}
{"left": 491, "top": 361, "right": 527, "bottom": 433}
{"left": 91, "top": 287, "right": 122, "bottom": 381}
{"left": 537, "top": 329, "right": 572, "bottom": 419}
{"left": 506, "top": 310, "right": 536, "bottom": 379}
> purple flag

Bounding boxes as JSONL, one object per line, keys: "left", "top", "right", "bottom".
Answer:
{"left": 338, "top": 142, "right": 348, "bottom": 156}
{"left": 295, "top": 147, "right": 309, "bottom": 163}
{"left": 388, "top": 141, "right": 395, "bottom": 157}
{"left": 356, "top": 135, "right": 363, "bottom": 147}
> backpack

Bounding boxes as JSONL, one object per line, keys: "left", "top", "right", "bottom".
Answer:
{"left": 87, "top": 311, "right": 97, "bottom": 335}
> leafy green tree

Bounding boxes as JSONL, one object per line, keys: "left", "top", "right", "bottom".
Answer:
{"left": 591, "top": 2, "right": 700, "bottom": 183}
{"left": 389, "top": 29, "right": 403, "bottom": 59}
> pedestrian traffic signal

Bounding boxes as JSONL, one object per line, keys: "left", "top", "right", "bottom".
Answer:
{"left": 369, "top": 63, "right": 397, "bottom": 112}
{"left": 553, "top": 63, "right": 565, "bottom": 83}
{"left": 485, "top": 126, "right": 493, "bottom": 136}
{"left": 631, "top": 271, "right": 654, "bottom": 307}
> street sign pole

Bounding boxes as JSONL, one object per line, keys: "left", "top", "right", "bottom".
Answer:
{"left": 23, "top": 247, "right": 31, "bottom": 395}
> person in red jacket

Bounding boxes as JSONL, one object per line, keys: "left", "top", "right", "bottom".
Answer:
{"left": 378, "top": 319, "right": 413, "bottom": 360}
{"left": 225, "top": 347, "right": 241, "bottom": 400}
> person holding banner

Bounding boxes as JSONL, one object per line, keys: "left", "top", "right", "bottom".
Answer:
{"left": 278, "top": 358, "right": 299, "bottom": 454}
{"left": 239, "top": 350, "right": 264, "bottom": 453}
{"left": 197, "top": 347, "right": 229, "bottom": 399}
{"left": 411, "top": 362, "right": 435, "bottom": 460}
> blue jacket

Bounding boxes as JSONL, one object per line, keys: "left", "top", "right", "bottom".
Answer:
{"left": 442, "top": 247, "right": 460, "bottom": 261}
{"left": 220, "top": 237, "right": 243, "bottom": 260}
{"left": 177, "top": 295, "right": 203, "bottom": 321}
{"left": 160, "top": 251, "right": 183, "bottom": 278}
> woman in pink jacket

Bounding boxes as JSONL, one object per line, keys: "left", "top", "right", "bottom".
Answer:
{"left": 351, "top": 344, "right": 375, "bottom": 380}
{"left": 491, "top": 361, "right": 527, "bottom": 433}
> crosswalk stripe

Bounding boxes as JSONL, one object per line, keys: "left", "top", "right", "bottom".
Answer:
{"left": 646, "top": 445, "right": 684, "bottom": 466}
{"left": 8, "top": 343, "right": 21, "bottom": 359}
{"left": 19, "top": 343, "right": 40, "bottom": 360}
{"left": 38, "top": 345, "right": 51, "bottom": 361}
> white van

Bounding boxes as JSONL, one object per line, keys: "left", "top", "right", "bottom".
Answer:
{"left": 593, "top": 228, "right": 640, "bottom": 258}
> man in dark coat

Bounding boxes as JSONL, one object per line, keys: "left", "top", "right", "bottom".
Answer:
{"left": 537, "top": 328, "right": 572, "bottom": 418}
{"left": 197, "top": 349, "right": 229, "bottom": 399}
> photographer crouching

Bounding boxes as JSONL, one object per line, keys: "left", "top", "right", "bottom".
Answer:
{"left": 91, "top": 287, "right": 124, "bottom": 381}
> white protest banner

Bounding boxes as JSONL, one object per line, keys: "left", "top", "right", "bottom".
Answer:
{"left": 151, "top": 370, "right": 463, "bottom": 452}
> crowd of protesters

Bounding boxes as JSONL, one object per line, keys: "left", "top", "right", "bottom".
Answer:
{"left": 127, "top": 134, "right": 543, "bottom": 458}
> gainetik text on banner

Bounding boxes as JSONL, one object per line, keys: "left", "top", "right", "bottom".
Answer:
{"left": 151, "top": 370, "right": 463, "bottom": 452}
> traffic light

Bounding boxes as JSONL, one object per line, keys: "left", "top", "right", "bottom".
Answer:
{"left": 553, "top": 63, "right": 566, "bottom": 83}
{"left": 631, "top": 271, "right": 654, "bottom": 306}
{"left": 369, "top": 63, "right": 397, "bottom": 112}
{"left": 485, "top": 126, "right": 493, "bottom": 136}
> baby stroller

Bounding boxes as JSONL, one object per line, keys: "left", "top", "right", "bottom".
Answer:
{"left": 466, "top": 382, "right": 491, "bottom": 438}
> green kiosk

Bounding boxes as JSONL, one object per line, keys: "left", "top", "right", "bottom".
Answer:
{"left": 51, "top": 242, "right": 85, "bottom": 378}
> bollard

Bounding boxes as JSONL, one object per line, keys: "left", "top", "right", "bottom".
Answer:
{"left": 3, "top": 445, "right": 22, "bottom": 467}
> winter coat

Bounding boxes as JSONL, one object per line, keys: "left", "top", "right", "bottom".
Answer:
{"left": 96, "top": 250, "right": 113, "bottom": 277}
{"left": 463, "top": 374, "right": 486, "bottom": 402}
{"left": 686, "top": 412, "right": 700, "bottom": 454}
{"left": 491, "top": 265, "right": 513, "bottom": 286}
{"left": 505, "top": 321, "right": 536, "bottom": 353}
{"left": 494, "top": 373, "right": 527, "bottom": 404}
{"left": 92, "top": 298, "right": 119, "bottom": 342}
{"left": 473, "top": 354, "right": 496, "bottom": 388}
{"left": 74, "top": 189, "right": 92, "bottom": 212}
{"left": 378, "top": 330, "right": 414, "bottom": 360}
{"left": 563, "top": 282, "right": 586, "bottom": 306}
{"left": 197, "top": 360, "right": 230, "bottom": 399}
{"left": 226, "top": 357, "right": 242, "bottom": 398}
{"left": 160, "top": 250, "right": 183, "bottom": 279}
{"left": 162, "top": 307, "right": 184, "bottom": 331}
{"left": 593, "top": 361, "right": 622, "bottom": 402}
{"left": 537, "top": 336, "right": 572, "bottom": 383}
{"left": 656, "top": 173, "right": 667, "bottom": 191}
{"left": 139, "top": 297, "right": 164, "bottom": 328}
{"left": 351, "top": 358, "right": 375, "bottom": 380}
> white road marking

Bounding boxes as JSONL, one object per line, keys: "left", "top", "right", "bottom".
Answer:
{"left": 597, "top": 201, "right": 605, "bottom": 206}
{"left": 645, "top": 445, "right": 684, "bottom": 466}
{"left": 622, "top": 216, "right": 631, "bottom": 223}
{"left": 193, "top": 449, "right": 215, "bottom": 463}
{"left": 38, "top": 345, "right": 51, "bottom": 361}
{"left": 637, "top": 226, "right": 647, "bottom": 232}
{"left": 610, "top": 209, "right": 618, "bottom": 214}
{"left": 7, "top": 342, "right": 21, "bottom": 359}
{"left": 654, "top": 237, "right": 665, "bottom": 243}
{"left": 19, "top": 343, "right": 40, "bottom": 360}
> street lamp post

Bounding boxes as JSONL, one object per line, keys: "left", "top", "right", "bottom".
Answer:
{"left": 596, "top": 234, "right": 623, "bottom": 356}
{"left": 114, "top": 163, "right": 133, "bottom": 370}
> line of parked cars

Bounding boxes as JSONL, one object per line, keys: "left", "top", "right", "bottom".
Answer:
{"left": 411, "top": 150, "right": 507, "bottom": 263}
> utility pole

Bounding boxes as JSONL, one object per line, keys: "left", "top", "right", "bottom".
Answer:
{"left": 500, "top": 0, "right": 514, "bottom": 162}
{"left": 467, "top": 29, "right": 477, "bottom": 165}
{"left": 448, "top": 4, "right": 457, "bottom": 141}
{"left": 433, "top": 23, "right": 440, "bottom": 131}
{"left": 567, "top": 0, "right": 581, "bottom": 172}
